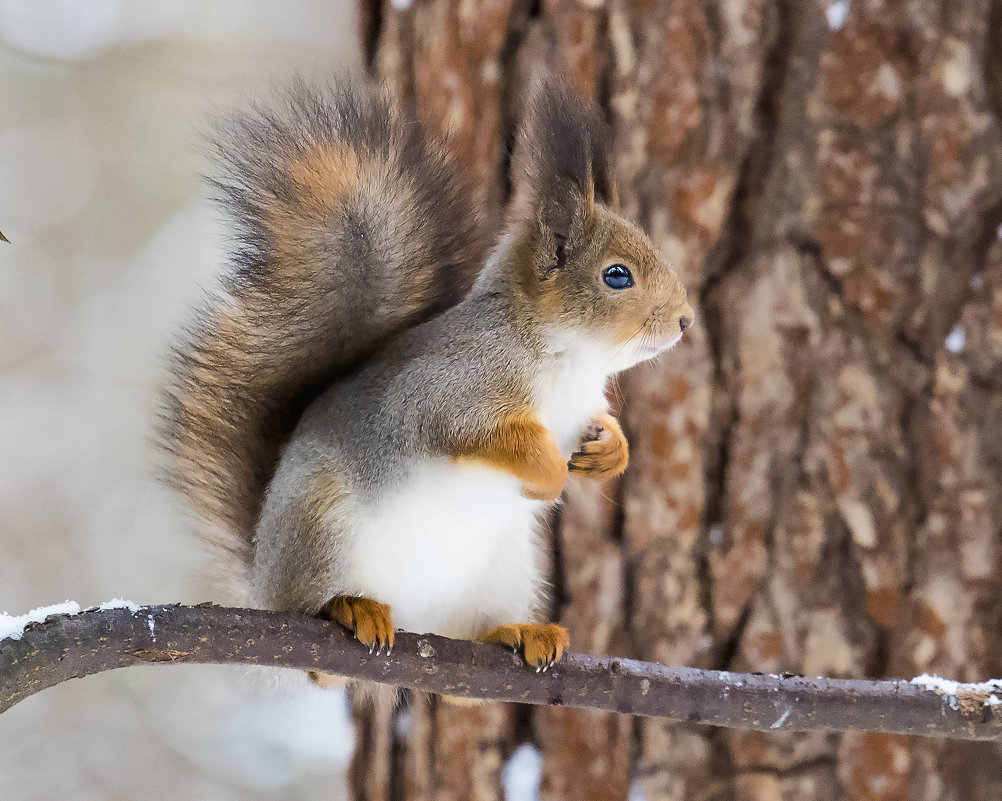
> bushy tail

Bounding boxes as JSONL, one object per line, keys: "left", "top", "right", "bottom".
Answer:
{"left": 161, "top": 79, "right": 483, "bottom": 584}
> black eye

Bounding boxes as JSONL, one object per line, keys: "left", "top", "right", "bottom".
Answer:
{"left": 602, "top": 263, "right": 634, "bottom": 290}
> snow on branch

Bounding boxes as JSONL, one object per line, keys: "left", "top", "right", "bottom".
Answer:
{"left": 1, "top": 603, "right": 1000, "bottom": 741}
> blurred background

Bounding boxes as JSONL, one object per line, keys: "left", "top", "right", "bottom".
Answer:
{"left": 3, "top": 2, "right": 1002, "bottom": 801}
{"left": 0, "top": 2, "right": 360, "bottom": 799}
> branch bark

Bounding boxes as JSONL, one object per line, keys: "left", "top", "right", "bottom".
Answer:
{"left": 1, "top": 604, "right": 999, "bottom": 741}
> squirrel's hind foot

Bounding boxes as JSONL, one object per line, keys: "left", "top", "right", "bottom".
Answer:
{"left": 480, "top": 622, "right": 569, "bottom": 671}
{"left": 322, "top": 595, "right": 395, "bottom": 655}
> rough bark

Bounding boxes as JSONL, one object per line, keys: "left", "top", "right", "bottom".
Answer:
{"left": 361, "top": 0, "right": 1002, "bottom": 798}
{"left": 4, "top": 604, "right": 1002, "bottom": 743}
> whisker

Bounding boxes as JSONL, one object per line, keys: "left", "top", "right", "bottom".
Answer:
{"left": 607, "top": 373, "right": 624, "bottom": 406}
{"left": 603, "top": 312, "right": 655, "bottom": 371}
{"left": 603, "top": 296, "right": 682, "bottom": 372}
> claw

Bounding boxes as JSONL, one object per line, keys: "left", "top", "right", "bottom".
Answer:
{"left": 322, "top": 596, "right": 395, "bottom": 656}
{"left": 481, "top": 622, "right": 570, "bottom": 672}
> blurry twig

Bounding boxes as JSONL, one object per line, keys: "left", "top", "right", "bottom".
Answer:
{"left": 1, "top": 604, "right": 1000, "bottom": 741}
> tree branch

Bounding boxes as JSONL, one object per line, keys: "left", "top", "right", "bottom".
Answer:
{"left": 1, "top": 604, "right": 999, "bottom": 741}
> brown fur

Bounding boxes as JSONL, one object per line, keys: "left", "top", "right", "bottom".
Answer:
{"left": 506, "top": 201, "right": 693, "bottom": 352}
{"left": 167, "top": 79, "right": 694, "bottom": 689}
{"left": 502, "top": 84, "right": 694, "bottom": 358}
{"left": 161, "top": 79, "right": 484, "bottom": 576}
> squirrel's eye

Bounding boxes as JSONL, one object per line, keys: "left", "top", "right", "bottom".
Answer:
{"left": 602, "top": 264, "right": 634, "bottom": 290}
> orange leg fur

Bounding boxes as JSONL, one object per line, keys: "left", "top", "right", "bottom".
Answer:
{"left": 568, "top": 412, "right": 628, "bottom": 481}
{"left": 480, "top": 622, "right": 570, "bottom": 670}
{"left": 453, "top": 415, "right": 569, "bottom": 501}
{"left": 321, "top": 595, "right": 395, "bottom": 654}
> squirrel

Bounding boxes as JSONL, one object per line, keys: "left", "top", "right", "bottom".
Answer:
{"left": 162, "top": 78, "right": 694, "bottom": 686}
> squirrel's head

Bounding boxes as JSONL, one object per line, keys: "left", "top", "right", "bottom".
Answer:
{"left": 506, "top": 82, "right": 694, "bottom": 370}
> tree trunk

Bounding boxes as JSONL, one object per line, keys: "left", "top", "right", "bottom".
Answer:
{"left": 352, "top": 1, "right": 1002, "bottom": 799}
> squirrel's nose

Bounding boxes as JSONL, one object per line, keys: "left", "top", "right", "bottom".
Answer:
{"left": 677, "top": 302, "right": 695, "bottom": 333}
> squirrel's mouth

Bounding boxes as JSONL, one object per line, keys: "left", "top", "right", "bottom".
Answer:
{"left": 636, "top": 333, "right": 682, "bottom": 360}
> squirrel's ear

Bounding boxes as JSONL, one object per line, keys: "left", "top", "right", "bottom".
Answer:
{"left": 508, "top": 81, "right": 616, "bottom": 274}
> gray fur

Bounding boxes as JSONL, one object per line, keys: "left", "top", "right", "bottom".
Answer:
{"left": 251, "top": 255, "right": 544, "bottom": 612}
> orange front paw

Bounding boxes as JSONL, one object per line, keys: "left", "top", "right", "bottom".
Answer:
{"left": 481, "top": 622, "right": 570, "bottom": 670}
{"left": 322, "top": 595, "right": 395, "bottom": 654}
{"left": 568, "top": 414, "right": 628, "bottom": 480}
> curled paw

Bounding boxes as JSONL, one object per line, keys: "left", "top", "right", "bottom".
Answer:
{"left": 322, "top": 596, "right": 395, "bottom": 655}
{"left": 481, "top": 622, "right": 570, "bottom": 671}
{"left": 568, "top": 416, "right": 628, "bottom": 480}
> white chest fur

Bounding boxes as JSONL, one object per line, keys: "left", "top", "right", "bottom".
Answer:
{"left": 534, "top": 336, "right": 613, "bottom": 455}
{"left": 341, "top": 336, "right": 613, "bottom": 639}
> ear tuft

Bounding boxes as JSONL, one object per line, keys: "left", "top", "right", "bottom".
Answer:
{"left": 508, "top": 81, "right": 616, "bottom": 271}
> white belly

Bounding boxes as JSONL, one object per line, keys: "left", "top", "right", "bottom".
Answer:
{"left": 343, "top": 460, "right": 548, "bottom": 638}
{"left": 339, "top": 342, "right": 612, "bottom": 639}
